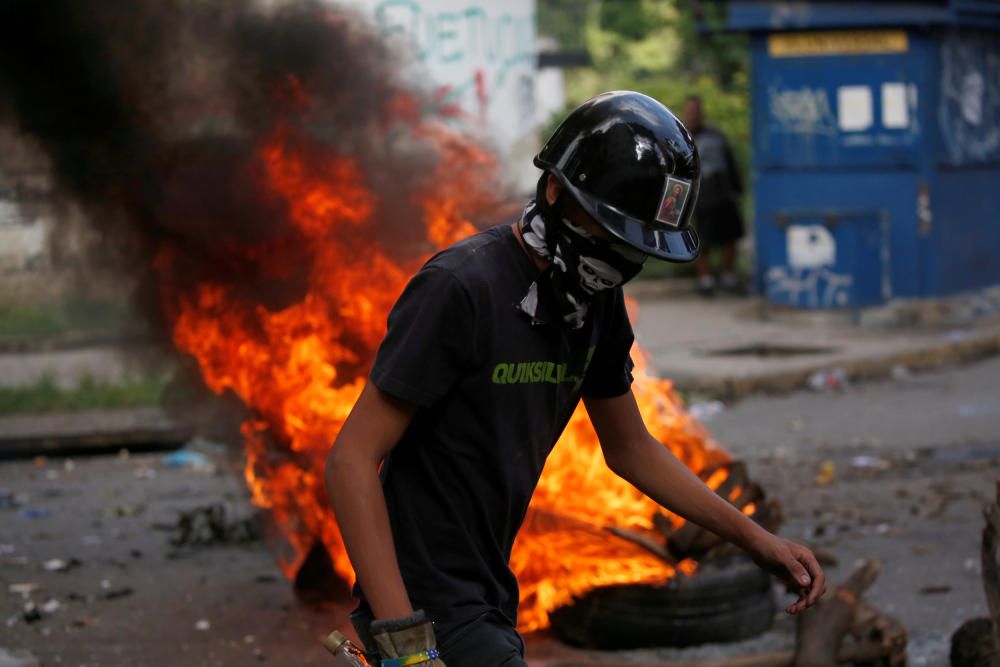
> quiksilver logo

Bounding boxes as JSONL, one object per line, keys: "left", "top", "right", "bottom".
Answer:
{"left": 491, "top": 346, "right": 596, "bottom": 392}
{"left": 491, "top": 361, "right": 572, "bottom": 385}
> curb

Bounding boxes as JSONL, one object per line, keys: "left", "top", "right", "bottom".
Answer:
{"left": 625, "top": 278, "right": 698, "bottom": 300}
{"left": 668, "top": 329, "right": 1000, "bottom": 400}
{"left": 0, "top": 330, "right": 154, "bottom": 355}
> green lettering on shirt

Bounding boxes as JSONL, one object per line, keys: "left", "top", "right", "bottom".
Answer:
{"left": 489, "top": 359, "right": 582, "bottom": 386}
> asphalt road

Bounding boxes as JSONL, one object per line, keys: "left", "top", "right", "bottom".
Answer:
{"left": 2, "top": 356, "right": 998, "bottom": 667}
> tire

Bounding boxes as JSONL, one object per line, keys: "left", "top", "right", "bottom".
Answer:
{"left": 550, "top": 555, "right": 776, "bottom": 649}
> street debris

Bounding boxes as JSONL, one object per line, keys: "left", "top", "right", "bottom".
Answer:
{"left": 0, "top": 647, "right": 40, "bottom": 667}
{"left": 951, "top": 482, "right": 1000, "bottom": 667}
{"left": 807, "top": 367, "right": 849, "bottom": 391}
{"left": 195, "top": 618, "right": 211, "bottom": 631}
{"left": 918, "top": 584, "right": 952, "bottom": 595}
{"left": 849, "top": 455, "right": 891, "bottom": 472}
{"left": 8, "top": 583, "right": 39, "bottom": 596}
{"left": 42, "top": 557, "right": 81, "bottom": 572}
{"left": 133, "top": 463, "right": 156, "bottom": 479}
{"left": 814, "top": 460, "right": 835, "bottom": 486}
{"left": 102, "top": 586, "right": 134, "bottom": 600}
{"left": 162, "top": 503, "right": 258, "bottom": 547}
{"left": 688, "top": 400, "right": 726, "bottom": 422}
{"left": 0, "top": 490, "right": 22, "bottom": 510}
{"left": 106, "top": 503, "right": 145, "bottom": 518}
{"left": 163, "top": 449, "right": 214, "bottom": 473}
{"left": 15, "top": 508, "right": 49, "bottom": 520}
{"left": 19, "top": 603, "right": 41, "bottom": 624}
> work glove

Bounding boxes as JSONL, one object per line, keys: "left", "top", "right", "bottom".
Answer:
{"left": 369, "top": 610, "right": 447, "bottom": 667}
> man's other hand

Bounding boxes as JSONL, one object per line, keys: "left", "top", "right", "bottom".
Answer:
{"left": 746, "top": 533, "right": 827, "bottom": 614}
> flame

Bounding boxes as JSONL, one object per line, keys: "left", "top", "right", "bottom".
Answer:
{"left": 159, "top": 116, "right": 732, "bottom": 631}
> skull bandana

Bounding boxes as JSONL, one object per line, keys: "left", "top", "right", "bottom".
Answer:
{"left": 517, "top": 200, "right": 646, "bottom": 329}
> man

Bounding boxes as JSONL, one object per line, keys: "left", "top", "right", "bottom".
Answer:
{"left": 326, "top": 91, "right": 825, "bottom": 667}
{"left": 682, "top": 94, "right": 745, "bottom": 296}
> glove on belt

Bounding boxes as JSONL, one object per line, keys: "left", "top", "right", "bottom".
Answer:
{"left": 369, "top": 610, "right": 446, "bottom": 667}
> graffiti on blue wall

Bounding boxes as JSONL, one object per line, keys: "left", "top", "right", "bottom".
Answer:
{"left": 938, "top": 32, "right": 1000, "bottom": 164}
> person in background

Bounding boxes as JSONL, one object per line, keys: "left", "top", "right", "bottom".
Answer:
{"left": 683, "top": 94, "right": 746, "bottom": 297}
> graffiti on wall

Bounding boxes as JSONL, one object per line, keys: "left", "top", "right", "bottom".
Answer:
{"left": 367, "top": 0, "right": 536, "bottom": 133}
{"left": 766, "top": 266, "right": 853, "bottom": 308}
{"left": 766, "top": 224, "right": 853, "bottom": 308}
{"left": 768, "top": 86, "right": 839, "bottom": 136}
{"left": 939, "top": 32, "right": 1000, "bottom": 163}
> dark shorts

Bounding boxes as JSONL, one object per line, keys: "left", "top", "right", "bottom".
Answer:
{"left": 351, "top": 609, "right": 527, "bottom": 667}
{"left": 694, "top": 198, "right": 744, "bottom": 249}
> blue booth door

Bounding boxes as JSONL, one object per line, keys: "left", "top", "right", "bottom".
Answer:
{"left": 761, "top": 209, "right": 889, "bottom": 309}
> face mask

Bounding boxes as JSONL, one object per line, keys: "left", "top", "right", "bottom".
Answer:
{"left": 557, "top": 217, "right": 647, "bottom": 297}
{"left": 517, "top": 201, "right": 646, "bottom": 329}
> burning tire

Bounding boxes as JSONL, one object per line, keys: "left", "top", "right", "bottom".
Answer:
{"left": 550, "top": 555, "right": 776, "bottom": 649}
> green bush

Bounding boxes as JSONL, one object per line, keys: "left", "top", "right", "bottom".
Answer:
{"left": 0, "top": 373, "right": 167, "bottom": 416}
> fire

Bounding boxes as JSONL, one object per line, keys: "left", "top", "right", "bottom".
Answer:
{"left": 159, "top": 115, "right": 731, "bottom": 631}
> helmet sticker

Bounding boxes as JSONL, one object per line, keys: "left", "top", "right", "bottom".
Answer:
{"left": 655, "top": 176, "right": 692, "bottom": 228}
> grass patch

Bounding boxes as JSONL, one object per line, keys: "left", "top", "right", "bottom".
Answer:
{"left": 0, "top": 299, "right": 132, "bottom": 340}
{"left": 0, "top": 373, "right": 168, "bottom": 416}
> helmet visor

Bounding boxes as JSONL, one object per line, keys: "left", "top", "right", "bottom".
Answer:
{"left": 565, "top": 181, "right": 700, "bottom": 262}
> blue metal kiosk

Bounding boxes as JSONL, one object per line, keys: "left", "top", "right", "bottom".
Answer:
{"left": 723, "top": 1, "right": 1000, "bottom": 308}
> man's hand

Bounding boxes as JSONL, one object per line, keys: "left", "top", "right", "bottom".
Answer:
{"left": 584, "top": 392, "right": 827, "bottom": 615}
{"left": 745, "top": 532, "right": 827, "bottom": 614}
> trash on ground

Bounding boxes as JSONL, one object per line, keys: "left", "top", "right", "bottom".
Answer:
{"left": 0, "top": 491, "right": 23, "bottom": 511}
{"left": 807, "top": 367, "right": 849, "bottom": 391}
{"left": 39, "top": 599, "right": 60, "bottom": 614}
{"left": 0, "top": 647, "right": 41, "bottom": 667}
{"left": 850, "top": 456, "right": 892, "bottom": 471}
{"left": 815, "top": 460, "right": 836, "bottom": 486}
{"left": 918, "top": 584, "right": 952, "bottom": 595}
{"left": 8, "top": 583, "right": 40, "bottom": 596}
{"left": 20, "top": 603, "right": 41, "bottom": 624}
{"left": 133, "top": 465, "right": 156, "bottom": 480}
{"left": 162, "top": 449, "right": 214, "bottom": 473}
{"left": 688, "top": 400, "right": 726, "bottom": 422}
{"left": 106, "top": 504, "right": 145, "bottom": 518}
{"left": 164, "top": 503, "right": 258, "bottom": 547}
{"left": 15, "top": 508, "right": 50, "bottom": 520}
{"left": 101, "top": 586, "right": 134, "bottom": 601}
{"left": 194, "top": 618, "right": 211, "bottom": 631}
{"left": 42, "top": 558, "right": 81, "bottom": 572}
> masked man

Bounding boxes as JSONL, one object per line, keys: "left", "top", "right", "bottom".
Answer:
{"left": 326, "top": 92, "right": 825, "bottom": 667}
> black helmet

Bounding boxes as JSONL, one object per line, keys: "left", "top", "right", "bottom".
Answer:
{"left": 535, "top": 91, "right": 701, "bottom": 262}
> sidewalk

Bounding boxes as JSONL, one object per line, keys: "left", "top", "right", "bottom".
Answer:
{"left": 628, "top": 283, "right": 1000, "bottom": 398}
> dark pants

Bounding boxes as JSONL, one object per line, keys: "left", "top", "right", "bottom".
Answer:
{"left": 436, "top": 612, "right": 527, "bottom": 667}
{"left": 351, "top": 609, "right": 527, "bottom": 667}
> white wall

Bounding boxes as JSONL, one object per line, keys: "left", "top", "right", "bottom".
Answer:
{"left": 342, "top": 0, "right": 540, "bottom": 191}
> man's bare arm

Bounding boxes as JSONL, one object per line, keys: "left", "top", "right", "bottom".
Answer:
{"left": 326, "top": 382, "right": 416, "bottom": 620}
{"left": 584, "top": 391, "right": 826, "bottom": 614}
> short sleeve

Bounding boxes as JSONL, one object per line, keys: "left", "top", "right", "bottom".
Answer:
{"left": 580, "top": 289, "right": 635, "bottom": 399}
{"left": 370, "top": 267, "right": 478, "bottom": 408}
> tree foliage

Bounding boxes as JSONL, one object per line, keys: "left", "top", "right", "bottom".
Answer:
{"left": 537, "top": 0, "right": 750, "bottom": 173}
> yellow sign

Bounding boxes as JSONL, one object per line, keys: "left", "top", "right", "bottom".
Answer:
{"left": 768, "top": 30, "right": 909, "bottom": 57}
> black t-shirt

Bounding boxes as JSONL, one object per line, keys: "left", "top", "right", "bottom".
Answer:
{"left": 357, "top": 224, "right": 635, "bottom": 627}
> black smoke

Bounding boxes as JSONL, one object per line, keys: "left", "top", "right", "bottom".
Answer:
{"left": 0, "top": 0, "right": 494, "bottom": 325}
